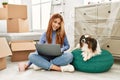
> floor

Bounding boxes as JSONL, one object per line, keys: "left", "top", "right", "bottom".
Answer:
{"left": 0, "top": 57, "right": 120, "bottom": 80}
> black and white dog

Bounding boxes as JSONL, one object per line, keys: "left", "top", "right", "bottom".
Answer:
{"left": 79, "top": 34, "right": 101, "bottom": 61}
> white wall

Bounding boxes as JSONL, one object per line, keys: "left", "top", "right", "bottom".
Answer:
{"left": 63, "top": 0, "right": 83, "bottom": 49}
{"left": 0, "top": 20, "right": 7, "bottom": 33}
{"left": 0, "top": 1, "right": 3, "bottom": 7}
{"left": 21, "top": 0, "right": 32, "bottom": 31}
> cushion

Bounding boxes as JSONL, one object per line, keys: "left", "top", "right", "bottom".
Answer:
{"left": 71, "top": 49, "right": 114, "bottom": 73}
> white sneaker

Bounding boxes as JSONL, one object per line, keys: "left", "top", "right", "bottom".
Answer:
{"left": 31, "top": 64, "right": 42, "bottom": 71}
{"left": 61, "top": 64, "right": 75, "bottom": 72}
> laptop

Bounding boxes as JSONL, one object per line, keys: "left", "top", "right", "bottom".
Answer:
{"left": 35, "top": 43, "right": 62, "bottom": 56}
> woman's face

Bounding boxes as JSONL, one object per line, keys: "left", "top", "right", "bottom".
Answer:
{"left": 52, "top": 18, "right": 61, "bottom": 31}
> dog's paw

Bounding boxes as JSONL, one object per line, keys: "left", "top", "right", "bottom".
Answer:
{"left": 83, "top": 57, "right": 87, "bottom": 61}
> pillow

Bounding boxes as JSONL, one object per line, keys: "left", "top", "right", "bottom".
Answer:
{"left": 71, "top": 49, "right": 114, "bottom": 73}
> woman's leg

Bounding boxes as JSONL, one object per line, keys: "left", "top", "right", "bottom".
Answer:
{"left": 50, "top": 65, "right": 61, "bottom": 71}
{"left": 50, "top": 52, "right": 73, "bottom": 66}
{"left": 28, "top": 52, "right": 52, "bottom": 70}
{"left": 49, "top": 52, "right": 74, "bottom": 72}
{"left": 19, "top": 52, "right": 74, "bottom": 72}
{"left": 18, "top": 52, "right": 34, "bottom": 72}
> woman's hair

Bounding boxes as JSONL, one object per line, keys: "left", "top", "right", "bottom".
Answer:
{"left": 46, "top": 13, "right": 65, "bottom": 46}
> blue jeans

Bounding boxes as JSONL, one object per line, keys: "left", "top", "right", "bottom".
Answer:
{"left": 28, "top": 51, "right": 73, "bottom": 70}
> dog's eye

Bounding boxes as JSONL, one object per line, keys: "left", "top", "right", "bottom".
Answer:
{"left": 81, "top": 39, "right": 86, "bottom": 43}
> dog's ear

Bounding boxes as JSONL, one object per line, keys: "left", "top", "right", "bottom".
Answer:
{"left": 90, "top": 38, "right": 97, "bottom": 52}
{"left": 79, "top": 35, "right": 85, "bottom": 48}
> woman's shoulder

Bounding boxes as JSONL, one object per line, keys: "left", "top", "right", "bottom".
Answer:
{"left": 42, "top": 32, "right": 47, "bottom": 36}
{"left": 40, "top": 32, "right": 47, "bottom": 38}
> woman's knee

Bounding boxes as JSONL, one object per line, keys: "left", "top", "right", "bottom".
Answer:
{"left": 28, "top": 52, "right": 36, "bottom": 60}
{"left": 64, "top": 52, "right": 73, "bottom": 63}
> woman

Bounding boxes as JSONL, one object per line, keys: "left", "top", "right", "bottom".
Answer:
{"left": 18, "top": 13, "right": 74, "bottom": 72}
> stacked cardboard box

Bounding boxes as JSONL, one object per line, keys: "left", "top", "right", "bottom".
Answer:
{"left": 0, "top": 38, "right": 12, "bottom": 70}
{"left": 0, "top": 4, "right": 29, "bottom": 33}
{"left": 0, "top": 8, "right": 7, "bottom": 20}
{"left": 7, "top": 19, "right": 29, "bottom": 32}
{"left": 7, "top": 4, "right": 27, "bottom": 19}
{"left": 0, "top": 4, "right": 35, "bottom": 62}
{"left": 7, "top": 4, "right": 29, "bottom": 33}
{"left": 0, "top": 4, "right": 35, "bottom": 63}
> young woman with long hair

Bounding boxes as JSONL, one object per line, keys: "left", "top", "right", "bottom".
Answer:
{"left": 18, "top": 13, "right": 74, "bottom": 72}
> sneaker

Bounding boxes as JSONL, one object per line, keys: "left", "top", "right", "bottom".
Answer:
{"left": 61, "top": 64, "right": 75, "bottom": 72}
{"left": 31, "top": 64, "right": 42, "bottom": 71}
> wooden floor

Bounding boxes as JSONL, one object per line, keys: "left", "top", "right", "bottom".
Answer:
{"left": 0, "top": 57, "right": 120, "bottom": 80}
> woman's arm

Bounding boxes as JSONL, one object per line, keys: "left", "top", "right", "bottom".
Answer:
{"left": 39, "top": 32, "right": 46, "bottom": 44}
{"left": 61, "top": 36, "right": 70, "bottom": 52}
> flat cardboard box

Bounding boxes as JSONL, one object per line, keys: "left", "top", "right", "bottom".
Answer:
{"left": 7, "top": 4, "right": 27, "bottom": 19}
{"left": 11, "top": 41, "right": 36, "bottom": 62}
{"left": 7, "top": 19, "right": 29, "bottom": 33}
{"left": 0, "top": 37, "right": 12, "bottom": 70}
{"left": 0, "top": 8, "right": 7, "bottom": 20}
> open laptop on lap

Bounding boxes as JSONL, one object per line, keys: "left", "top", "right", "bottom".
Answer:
{"left": 35, "top": 43, "right": 62, "bottom": 57}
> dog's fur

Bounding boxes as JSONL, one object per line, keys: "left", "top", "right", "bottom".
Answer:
{"left": 79, "top": 34, "right": 101, "bottom": 61}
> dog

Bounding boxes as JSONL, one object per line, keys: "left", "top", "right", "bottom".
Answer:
{"left": 79, "top": 34, "right": 101, "bottom": 61}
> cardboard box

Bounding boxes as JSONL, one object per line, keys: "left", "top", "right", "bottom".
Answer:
{"left": 7, "top": 19, "right": 29, "bottom": 33}
{"left": 0, "top": 58, "right": 6, "bottom": 70}
{"left": 0, "top": 8, "right": 7, "bottom": 20}
{"left": 0, "top": 4, "right": 27, "bottom": 19}
{"left": 0, "top": 38, "right": 12, "bottom": 70}
{"left": 10, "top": 41, "right": 36, "bottom": 62}
{"left": 7, "top": 4, "right": 27, "bottom": 19}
